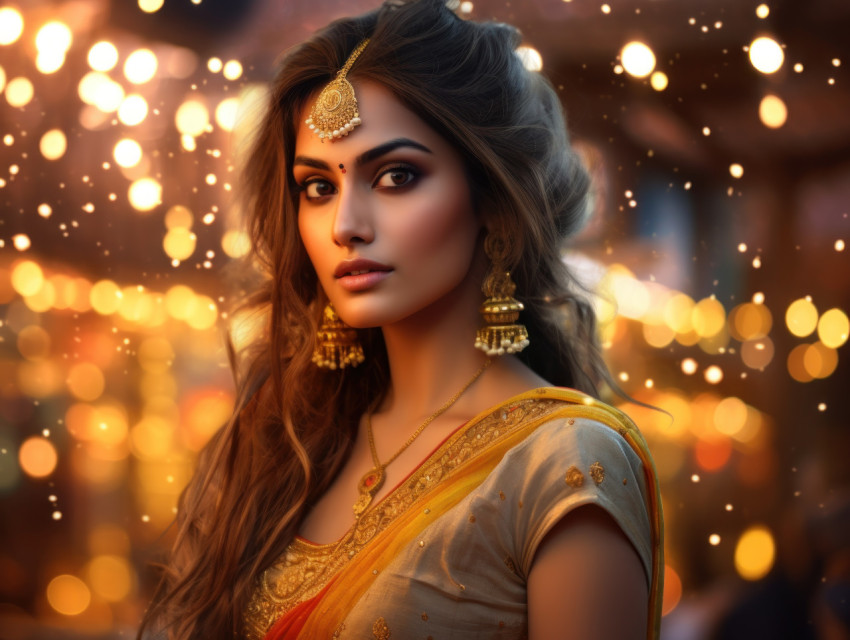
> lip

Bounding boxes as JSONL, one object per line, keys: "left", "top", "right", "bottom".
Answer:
{"left": 333, "top": 258, "right": 393, "bottom": 279}
{"left": 334, "top": 258, "right": 393, "bottom": 292}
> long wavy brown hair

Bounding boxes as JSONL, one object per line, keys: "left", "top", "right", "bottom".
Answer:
{"left": 140, "top": 0, "right": 608, "bottom": 637}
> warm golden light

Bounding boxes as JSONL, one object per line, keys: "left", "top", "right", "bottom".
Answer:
{"left": 221, "top": 230, "right": 251, "bottom": 258}
{"left": 215, "top": 97, "right": 240, "bottom": 131}
{"left": 803, "top": 342, "right": 838, "bottom": 379}
{"left": 47, "top": 574, "right": 91, "bottom": 616}
{"left": 67, "top": 362, "right": 106, "bottom": 402}
{"left": 39, "top": 129, "right": 67, "bottom": 160}
{"left": 124, "top": 48, "right": 158, "bottom": 84}
{"left": 90, "top": 279, "right": 122, "bottom": 315}
{"left": 130, "top": 416, "right": 174, "bottom": 459}
{"left": 787, "top": 343, "right": 812, "bottom": 382}
{"left": 759, "top": 94, "right": 787, "bottom": 128}
{"left": 749, "top": 36, "right": 784, "bottom": 74}
{"left": 729, "top": 163, "right": 744, "bottom": 178}
{"left": 185, "top": 295, "right": 218, "bottom": 331}
{"left": 785, "top": 298, "right": 818, "bottom": 337}
{"left": 0, "top": 7, "right": 24, "bottom": 45}
{"left": 138, "top": 0, "right": 165, "bottom": 12}
{"left": 19, "top": 436, "right": 58, "bottom": 478}
{"left": 650, "top": 71, "right": 668, "bottom": 91}
{"left": 207, "top": 57, "right": 223, "bottom": 73}
{"left": 741, "top": 337, "right": 775, "bottom": 370}
{"left": 175, "top": 99, "right": 210, "bottom": 137}
{"left": 87, "top": 555, "right": 133, "bottom": 602}
{"left": 661, "top": 565, "right": 682, "bottom": 616}
{"left": 621, "top": 41, "right": 656, "bottom": 78}
{"left": 664, "top": 293, "right": 695, "bottom": 333}
{"left": 128, "top": 177, "right": 162, "bottom": 212}
{"left": 12, "top": 233, "right": 31, "bottom": 251}
{"left": 163, "top": 227, "right": 197, "bottom": 261}
{"left": 817, "top": 308, "right": 849, "bottom": 348}
{"left": 704, "top": 365, "right": 723, "bottom": 384}
{"left": 730, "top": 302, "right": 772, "bottom": 341}
{"left": 17, "top": 325, "right": 51, "bottom": 361}
{"left": 5, "top": 76, "right": 34, "bottom": 107}
{"left": 11, "top": 260, "right": 44, "bottom": 296}
{"left": 78, "top": 71, "right": 125, "bottom": 113}
{"left": 223, "top": 59, "right": 244, "bottom": 80}
{"left": 642, "top": 323, "right": 675, "bottom": 349}
{"left": 88, "top": 41, "right": 119, "bottom": 71}
{"left": 113, "top": 138, "right": 142, "bottom": 168}
{"left": 756, "top": 4, "right": 769, "bottom": 19}
{"left": 692, "top": 297, "right": 726, "bottom": 338}
{"left": 734, "top": 526, "right": 776, "bottom": 580}
{"left": 35, "top": 51, "right": 65, "bottom": 74}
{"left": 165, "top": 204, "right": 194, "bottom": 229}
{"left": 713, "top": 397, "right": 748, "bottom": 437}
{"left": 118, "top": 93, "right": 148, "bottom": 125}
{"left": 35, "top": 21, "right": 72, "bottom": 55}
{"left": 516, "top": 46, "right": 543, "bottom": 72}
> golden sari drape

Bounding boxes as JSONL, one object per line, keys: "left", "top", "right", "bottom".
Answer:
{"left": 244, "top": 388, "right": 664, "bottom": 640}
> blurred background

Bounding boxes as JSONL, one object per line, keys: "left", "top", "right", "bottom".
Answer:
{"left": 0, "top": 0, "right": 848, "bottom": 638}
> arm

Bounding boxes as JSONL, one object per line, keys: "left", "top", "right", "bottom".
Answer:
{"left": 527, "top": 505, "right": 649, "bottom": 640}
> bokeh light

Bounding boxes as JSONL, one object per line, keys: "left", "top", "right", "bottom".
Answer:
{"left": 734, "top": 526, "right": 776, "bottom": 580}
{"left": 46, "top": 575, "right": 91, "bottom": 616}
{"left": 621, "top": 41, "right": 656, "bottom": 78}
{"left": 5, "top": 76, "right": 34, "bottom": 107}
{"left": 749, "top": 37, "right": 784, "bottom": 74}
{"left": 516, "top": 46, "right": 543, "bottom": 72}
{"left": 128, "top": 178, "right": 163, "bottom": 212}
{"left": 114, "top": 138, "right": 143, "bottom": 168}
{"left": 39, "top": 129, "right": 67, "bottom": 160}
{"left": 87, "top": 555, "right": 134, "bottom": 602}
{"left": 175, "top": 99, "right": 210, "bottom": 137}
{"left": 785, "top": 298, "right": 818, "bottom": 337}
{"left": 0, "top": 8, "right": 24, "bottom": 46}
{"left": 759, "top": 94, "right": 787, "bottom": 129}
{"left": 817, "top": 308, "right": 849, "bottom": 348}
{"left": 88, "top": 41, "right": 119, "bottom": 71}
{"left": 118, "top": 94, "right": 148, "bottom": 126}
{"left": 18, "top": 437, "right": 58, "bottom": 478}
{"left": 124, "top": 48, "right": 158, "bottom": 84}
{"left": 650, "top": 71, "right": 668, "bottom": 91}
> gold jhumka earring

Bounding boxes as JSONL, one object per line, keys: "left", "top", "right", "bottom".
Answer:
{"left": 474, "top": 235, "right": 530, "bottom": 356}
{"left": 312, "top": 303, "right": 365, "bottom": 370}
{"left": 305, "top": 39, "right": 370, "bottom": 141}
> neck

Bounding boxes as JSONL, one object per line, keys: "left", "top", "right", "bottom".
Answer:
{"left": 378, "top": 280, "right": 489, "bottom": 420}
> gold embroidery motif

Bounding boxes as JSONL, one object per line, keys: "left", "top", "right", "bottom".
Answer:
{"left": 564, "top": 465, "right": 584, "bottom": 488}
{"left": 373, "top": 616, "right": 390, "bottom": 639}
{"left": 242, "top": 397, "right": 563, "bottom": 639}
{"left": 503, "top": 555, "right": 518, "bottom": 575}
{"left": 590, "top": 461, "right": 605, "bottom": 485}
{"left": 567, "top": 418, "right": 575, "bottom": 425}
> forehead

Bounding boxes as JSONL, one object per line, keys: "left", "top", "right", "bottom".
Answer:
{"left": 294, "top": 81, "right": 450, "bottom": 161}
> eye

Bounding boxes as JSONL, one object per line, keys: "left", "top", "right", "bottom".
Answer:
{"left": 301, "top": 179, "right": 336, "bottom": 200}
{"left": 373, "top": 166, "right": 418, "bottom": 190}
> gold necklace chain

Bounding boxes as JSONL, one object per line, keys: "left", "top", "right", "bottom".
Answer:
{"left": 353, "top": 359, "right": 492, "bottom": 518}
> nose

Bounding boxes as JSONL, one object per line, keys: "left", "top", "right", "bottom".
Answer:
{"left": 332, "top": 183, "right": 373, "bottom": 247}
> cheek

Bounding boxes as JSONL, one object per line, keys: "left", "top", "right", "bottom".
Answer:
{"left": 395, "top": 182, "right": 477, "bottom": 260}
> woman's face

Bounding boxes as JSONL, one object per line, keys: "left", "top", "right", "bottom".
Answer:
{"left": 294, "top": 81, "right": 482, "bottom": 329}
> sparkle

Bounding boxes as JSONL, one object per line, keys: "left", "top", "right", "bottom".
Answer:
{"left": 818, "top": 403, "right": 827, "bottom": 411}
{"left": 52, "top": 511, "right": 62, "bottom": 520}
{"left": 738, "top": 243, "right": 747, "bottom": 252}
{"left": 691, "top": 474, "right": 700, "bottom": 483}
{"left": 709, "top": 534, "right": 721, "bottom": 545}
{"left": 835, "top": 240, "right": 845, "bottom": 252}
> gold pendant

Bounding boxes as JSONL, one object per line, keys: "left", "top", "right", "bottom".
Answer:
{"left": 353, "top": 465, "right": 385, "bottom": 518}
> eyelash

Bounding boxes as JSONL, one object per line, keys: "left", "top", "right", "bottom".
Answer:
{"left": 296, "top": 163, "right": 420, "bottom": 201}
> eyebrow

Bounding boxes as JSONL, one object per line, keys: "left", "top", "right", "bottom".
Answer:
{"left": 293, "top": 137, "right": 432, "bottom": 171}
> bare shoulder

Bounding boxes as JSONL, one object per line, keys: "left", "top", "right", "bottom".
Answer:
{"left": 528, "top": 505, "right": 649, "bottom": 640}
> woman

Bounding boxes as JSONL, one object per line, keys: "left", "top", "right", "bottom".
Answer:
{"left": 142, "top": 0, "right": 663, "bottom": 638}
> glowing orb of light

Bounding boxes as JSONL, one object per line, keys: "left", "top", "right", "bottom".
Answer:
{"left": 5, "top": 77, "right": 34, "bottom": 107}
{"left": 138, "top": 0, "right": 165, "bottom": 12}
{"left": 817, "top": 308, "right": 849, "bottom": 348}
{"left": 87, "top": 555, "right": 133, "bottom": 601}
{"left": 729, "top": 163, "right": 744, "bottom": 178}
{"left": 36, "top": 51, "right": 65, "bottom": 74}
{"left": 175, "top": 99, "right": 210, "bottom": 137}
{"left": 222, "top": 230, "right": 251, "bottom": 258}
{"left": 515, "top": 46, "right": 543, "bottom": 72}
{"left": 118, "top": 94, "right": 148, "bottom": 126}
{"left": 113, "top": 138, "right": 142, "bottom": 168}
{"left": 223, "top": 59, "right": 243, "bottom": 80}
{"left": 207, "top": 57, "right": 222, "bottom": 73}
{"left": 0, "top": 7, "right": 24, "bottom": 45}
{"left": 18, "top": 436, "right": 58, "bottom": 477}
{"left": 621, "top": 41, "right": 656, "bottom": 78}
{"left": 756, "top": 4, "right": 769, "bottom": 19}
{"left": 35, "top": 21, "right": 72, "bottom": 55}
{"left": 785, "top": 298, "right": 818, "bottom": 337}
{"left": 734, "top": 526, "right": 776, "bottom": 580}
{"left": 759, "top": 94, "right": 787, "bottom": 128}
{"left": 650, "top": 71, "right": 668, "bottom": 91}
{"left": 163, "top": 227, "right": 197, "bottom": 261}
{"left": 13, "top": 233, "right": 32, "bottom": 251}
{"left": 39, "top": 129, "right": 67, "bottom": 160}
{"left": 749, "top": 36, "right": 784, "bottom": 74}
{"left": 47, "top": 575, "right": 91, "bottom": 616}
{"left": 88, "top": 41, "right": 119, "bottom": 72}
{"left": 704, "top": 365, "right": 723, "bottom": 384}
{"left": 215, "top": 97, "right": 240, "bottom": 132}
{"left": 89, "top": 279, "right": 122, "bottom": 315}
{"left": 128, "top": 177, "right": 162, "bottom": 212}
{"left": 67, "top": 362, "right": 106, "bottom": 402}
{"left": 124, "top": 48, "right": 158, "bottom": 84}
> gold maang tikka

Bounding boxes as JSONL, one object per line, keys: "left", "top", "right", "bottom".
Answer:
{"left": 305, "top": 39, "right": 370, "bottom": 141}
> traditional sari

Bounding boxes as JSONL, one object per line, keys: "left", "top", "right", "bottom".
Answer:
{"left": 243, "top": 388, "right": 664, "bottom": 639}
